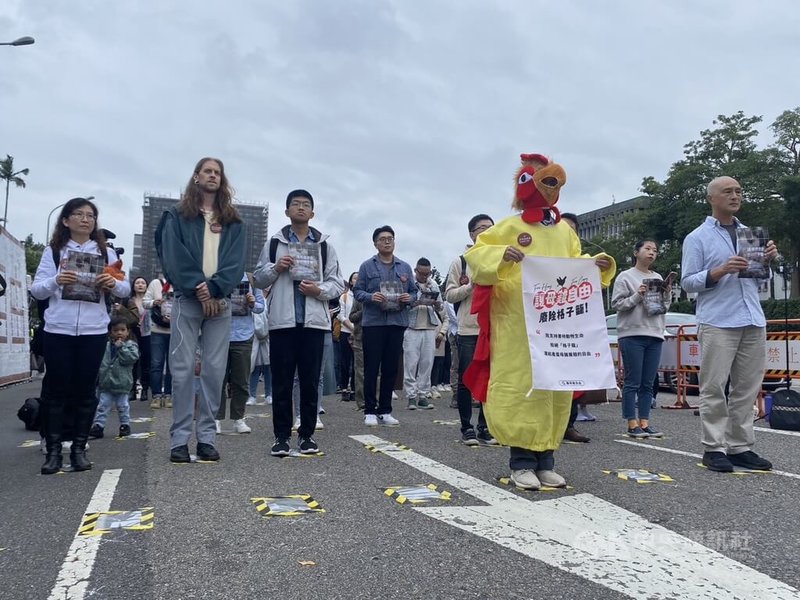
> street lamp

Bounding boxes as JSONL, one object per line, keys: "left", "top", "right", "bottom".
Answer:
{"left": 0, "top": 36, "right": 35, "bottom": 47}
{"left": 45, "top": 196, "right": 94, "bottom": 242}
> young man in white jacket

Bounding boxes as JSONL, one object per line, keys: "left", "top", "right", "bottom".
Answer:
{"left": 253, "top": 190, "right": 343, "bottom": 456}
{"left": 403, "top": 258, "right": 449, "bottom": 409}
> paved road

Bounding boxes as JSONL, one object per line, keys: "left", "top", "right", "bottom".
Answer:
{"left": 2, "top": 378, "right": 799, "bottom": 600}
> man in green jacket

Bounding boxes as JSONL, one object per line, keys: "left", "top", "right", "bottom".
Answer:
{"left": 157, "top": 157, "right": 246, "bottom": 463}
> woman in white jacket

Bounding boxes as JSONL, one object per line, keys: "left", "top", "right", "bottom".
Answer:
{"left": 337, "top": 272, "right": 358, "bottom": 394}
{"left": 31, "top": 198, "right": 130, "bottom": 475}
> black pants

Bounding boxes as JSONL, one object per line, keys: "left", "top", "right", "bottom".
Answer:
{"left": 567, "top": 399, "right": 578, "bottom": 429}
{"left": 456, "top": 335, "right": 488, "bottom": 433}
{"left": 362, "top": 325, "right": 406, "bottom": 415}
{"left": 339, "top": 332, "right": 354, "bottom": 390}
{"left": 42, "top": 332, "right": 107, "bottom": 446}
{"left": 270, "top": 327, "right": 325, "bottom": 439}
{"left": 132, "top": 334, "right": 151, "bottom": 396}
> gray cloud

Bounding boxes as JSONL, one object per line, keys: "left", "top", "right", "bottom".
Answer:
{"left": 2, "top": 0, "right": 799, "bottom": 278}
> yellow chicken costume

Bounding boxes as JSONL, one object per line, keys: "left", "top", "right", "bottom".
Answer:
{"left": 464, "top": 153, "right": 615, "bottom": 487}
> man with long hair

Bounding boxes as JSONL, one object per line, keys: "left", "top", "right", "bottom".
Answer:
{"left": 156, "top": 157, "right": 246, "bottom": 463}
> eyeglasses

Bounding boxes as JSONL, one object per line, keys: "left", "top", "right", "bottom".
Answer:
{"left": 375, "top": 236, "right": 394, "bottom": 243}
{"left": 470, "top": 224, "right": 491, "bottom": 234}
{"left": 289, "top": 201, "right": 312, "bottom": 209}
{"left": 70, "top": 212, "right": 96, "bottom": 221}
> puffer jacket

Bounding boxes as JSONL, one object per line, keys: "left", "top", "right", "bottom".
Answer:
{"left": 97, "top": 340, "right": 140, "bottom": 394}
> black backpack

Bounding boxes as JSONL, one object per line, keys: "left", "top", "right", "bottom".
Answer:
{"left": 269, "top": 225, "right": 328, "bottom": 270}
{"left": 17, "top": 397, "right": 41, "bottom": 431}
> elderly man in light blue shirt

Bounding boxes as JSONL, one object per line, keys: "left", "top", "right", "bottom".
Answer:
{"left": 681, "top": 176, "right": 778, "bottom": 473}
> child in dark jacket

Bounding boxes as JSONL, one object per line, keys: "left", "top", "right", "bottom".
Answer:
{"left": 89, "top": 316, "right": 140, "bottom": 438}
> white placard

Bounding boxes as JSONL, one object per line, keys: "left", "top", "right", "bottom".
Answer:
{"left": 522, "top": 256, "right": 616, "bottom": 391}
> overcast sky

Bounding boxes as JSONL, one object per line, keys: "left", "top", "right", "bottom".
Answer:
{"left": 2, "top": 1, "right": 798, "bottom": 279}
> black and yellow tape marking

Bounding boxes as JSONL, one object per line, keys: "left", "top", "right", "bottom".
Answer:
{"left": 383, "top": 484, "right": 451, "bottom": 505}
{"left": 78, "top": 508, "right": 155, "bottom": 536}
{"left": 363, "top": 442, "right": 410, "bottom": 453}
{"left": 115, "top": 432, "right": 156, "bottom": 440}
{"left": 250, "top": 495, "right": 325, "bottom": 517}
{"left": 602, "top": 469, "right": 674, "bottom": 483}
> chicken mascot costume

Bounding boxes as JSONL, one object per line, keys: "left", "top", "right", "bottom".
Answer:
{"left": 464, "top": 153, "right": 616, "bottom": 490}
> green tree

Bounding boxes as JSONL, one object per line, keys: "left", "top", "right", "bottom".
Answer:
{"left": 0, "top": 154, "right": 29, "bottom": 227}
{"left": 24, "top": 234, "right": 45, "bottom": 278}
{"left": 770, "top": 107, "right": 800, "bottom": 176}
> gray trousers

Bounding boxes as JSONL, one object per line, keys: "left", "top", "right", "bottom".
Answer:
{"left": 169, "top": 296, "right": 231, "bottom": 448}
{"left": 698, "top": 324, "right": 765, "bottom": 454}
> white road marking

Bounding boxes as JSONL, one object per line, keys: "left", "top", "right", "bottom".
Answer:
{"left": 755, "top": 426, "right": 800, "bottom": 438}
{"left": 614, "top": 439, "right": 800, "bottom": 481}
{"left": 48, "top": 469, "right": 122, "bottom": 600}
{"left": 352, "top": 434, "right": 800, "bottom": 600}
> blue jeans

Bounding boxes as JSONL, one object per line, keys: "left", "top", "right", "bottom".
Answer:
{"left": 619, "top": 335, "right": 663, "bottom": 421}
{"left": 249, "top": 365, "right": 272, "bottom": 398}
{"left": 94, "top": 391, "right": 130, "bottom": 427}
{"left": 150, "top": 332, "right": 172, "bottom": 395}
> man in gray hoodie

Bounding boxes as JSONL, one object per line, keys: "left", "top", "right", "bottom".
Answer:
{"left": 254, "top": 190, "right": 343, "bottom": 457}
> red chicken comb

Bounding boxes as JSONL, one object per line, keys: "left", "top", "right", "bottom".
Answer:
{"left": 520, "top": 153, "right": 550, "bottom": 165}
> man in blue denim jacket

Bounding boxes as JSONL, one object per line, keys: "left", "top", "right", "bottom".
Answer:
{"left": 681, "top": 176, "right": 778, "bottom": 473}
{"left": 353, "top": 225, "right": 417, "bottom": 426}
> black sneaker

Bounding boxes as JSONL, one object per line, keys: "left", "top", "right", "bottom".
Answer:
{"left": 641, "top": 426, "right": 663, "bottom": 438}
{"left": 88, "top": 424, "right": 104, "bottom": 439}
{"left": 298, "top": 437, "right": 320, "bottom": 454}
{"left": 118, "top": 424, "right": 131, "bottom": 437}
{"left": 476, "top": 427, "right": 498, "bottom": 445}
{"left": 728, "top": 451, "right": 772, "bottom": 471}
{"left": 702, "top": 451, "right": 734, "bottom": 472}
{"left": 170, "top": 444, "right": 190, "bottom": 463}
{"left": 271, "top": 437, "right": 291, "bottom": 457}
{"left": 196, "top": 443, "right": 220, "bottom": 461}
{"left": 460, "top": 428, "right": 479, "bottom": 447}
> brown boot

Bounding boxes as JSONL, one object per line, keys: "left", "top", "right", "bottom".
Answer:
{"left": 564, "top": 427, "right": 590, "bottom": 443}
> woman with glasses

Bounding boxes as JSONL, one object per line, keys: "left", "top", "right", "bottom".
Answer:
{"left": 31, "top": 197, "right": 130, "bottom": 474}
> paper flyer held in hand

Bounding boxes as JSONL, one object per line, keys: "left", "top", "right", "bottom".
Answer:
{"left": 60, "top": 249, "right": 105, "bottom": 303}
{"left": 521, "top": 256, "right": 616, "bottom": 391}
{"left": 643, "top": 278, "right": 667, "bottom": 316}
{"left": 736, "top": 226, "right": 770, "bottom": 279}
{"left": 230, "top": 281, "right": 251, "bottom": 316}
{"left": 288, "top": 243, "right": 322, "bottom": 282}
{"left": 380, "top": 281, "right": 404, "bottom": 312}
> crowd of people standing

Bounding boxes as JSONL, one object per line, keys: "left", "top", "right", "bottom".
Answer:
{"left": 30, "top": 157, "right": 778, "bottom": 485}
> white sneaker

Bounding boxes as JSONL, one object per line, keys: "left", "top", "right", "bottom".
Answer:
{"left": 442, "top": 384, "right": 452, "bottom": 392}
{"left": 316, "top": 416, "right": 324, "bottom": 430}
{"left": 430, "top": 389, "right": 442, "bottom": 399}
{"left": 233, "top": 419, "right": 252, "bottom": 434}
{"left": 293, "top": 416, "right": 300, "bottom": 431}
{"left": 266, "top": 395, "right": 272, "bottom": 405}
{"left": 510, "top": 469, "right": 541, "bottom": 490}
{"left": 364, "top": 414, "right": 378, "bottom": 426}
{"left": 246, "top": 397, "right": 257, "bottom": 406}
{"left": 391, "top": 391, "right": 398, "bottom": 400}
{"left": 377, "top": 413, "right": 400, "bottom": 426}
{"left": 536, "top": 470, "right": 567, "bottom": 488}
{"left": 215, "top": 420, "right": 222, "bottom": 434}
